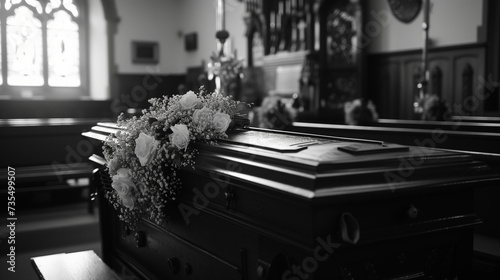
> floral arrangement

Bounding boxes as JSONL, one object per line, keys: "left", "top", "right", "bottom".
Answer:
{"left": 344, "top": 98, "right": 379, "bottom": 126}
{"left": 207, "top": 51, "right": 244, "bottom": 85}
{"left": 421, "top": 93, "right": 450, "bottom": 121}
{"left": 103, "top": 88, "right": 247, "bottom": 229}
{"left": 207, "top": 51, "right": 244, "bottom": 97}
{"left": 252, "top": 96, "right": 296, "bottom": 129}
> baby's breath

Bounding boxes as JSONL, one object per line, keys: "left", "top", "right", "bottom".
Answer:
{"left": 102, "top": 88, "right": 244, "bottom": 229}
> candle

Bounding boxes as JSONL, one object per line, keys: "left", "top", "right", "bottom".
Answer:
{"left": 423, "top": 0, "right": 430, "bottom": 26}
{"left": 217, "top": 0, "right": 225, "bottom": 30}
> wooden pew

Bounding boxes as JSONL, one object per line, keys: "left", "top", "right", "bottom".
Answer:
{"left": 0, "top": 118, "right": 109, "bottom": 167}
{"left": 451, "top": 116, "right": 500, "bottom": 124}
{"left": 31, "top": 250, "right": 121, "bottom": 280}
{"left": 0, "top": 118, "right": 103, "bottom": 212}
{"left": 290, "top": 122, "right": 500, "bottom": 154}
{"left": 376, "top": 118, "right": 500, "bottom": 133}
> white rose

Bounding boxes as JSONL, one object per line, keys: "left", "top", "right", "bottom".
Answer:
{"left": 107, "top": 157, "right": 120, "bottom": 175}
{"left": 170, "top": 124, "right": 190, "bottom": 150}
{"left": 120, "top": 194, "right": 135, "bottom": 209}
{"left": 212, "top": 112, "right": 231, "bottom": 133}
{"left": 111, "top": 168, "right": 136, "bottom": 197}
{"left": 193, "top": 107, "right": 212, "bottom": 125}
{"left": 134, "top": 132, "right": 158, "bottom": 166}
{"left": 179, "top": 91, "right": 199, "bottom": 110}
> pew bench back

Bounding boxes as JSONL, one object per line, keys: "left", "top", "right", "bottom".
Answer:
{"left": 1, "top": 118, "right": 100, "bottom": 212}
{"left": 290, "top": 122, "right": 500, "bottom": 154}
{"left": 377, "top": 118, "right": 500, "bottom": 133}
{"left": 31, "top": 250, "right": 121, "bottom": 280}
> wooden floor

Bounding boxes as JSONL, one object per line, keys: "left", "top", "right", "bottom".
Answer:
{"left": 0, "top": 196, "right": 101, "bottom": 280}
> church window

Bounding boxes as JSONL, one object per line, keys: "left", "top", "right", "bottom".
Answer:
{"left": 0, "top": 0, "right": 87, "bottom": 99}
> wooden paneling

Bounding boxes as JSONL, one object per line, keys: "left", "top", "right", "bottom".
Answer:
{"left": 0, "top": 100, "right": 114, "bottom": 119}
{"left": 452, "top": 53, "right": 485, "bottom": 111}
{"left": 485, "top": 0, "right": 500, "bottom": 114}
{"left": 401, "top": 58, "right": 421, "bottom": 118}
{"left": 370, "top": 60, "right": 401, "bottom": 118}
{"left": 367, "top": 44, "right": 487, "bottom": 119}
{"left": 115, "top": 73, "right": 186, "bottom": 112}
{"left": 0, "top": 118, "right": 103, "bottom": 167}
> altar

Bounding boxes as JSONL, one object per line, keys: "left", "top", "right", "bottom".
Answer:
{"left": 83, "top": 124, "right": 499, "bottom": 280}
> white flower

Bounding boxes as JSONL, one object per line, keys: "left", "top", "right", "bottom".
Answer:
{"left": 134, "top": 132, "right": 158, "bottom": 166}
{"left": 344, "top": 98, "right": 378, "bottom": 126}
{"left": 179, "top": 91, "right": 199, "bottom": 110}
{"left": 120, "top": 194, "right": 135, "bottom": 209}
{"left": 170, "top": 124, "right": 190, "bottom": 150}
{"left": 193, "top": 106, "right": 212, "bottom": 125}
{"left": 107, "top": 157, "right": 120, "bottom": 175}
{"left": 212, "top": 112, "right": 231, "bottom": 133}
{"left": 112, "top": 168, "right": 136, "bottom": 197}
{"left": 103, "top": 89, "right": 245, "bottom": 228}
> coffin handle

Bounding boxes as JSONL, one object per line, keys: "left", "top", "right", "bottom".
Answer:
{"left": 340, "top": 212, "right": 360, "bottom": 244}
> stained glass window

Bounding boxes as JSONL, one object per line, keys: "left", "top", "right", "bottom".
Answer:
{"left": 1, "top": 0, "right": 85, "bottom": 96}
{"left": 47, "top": 10, "right": 80, "bottom": 87}
{"left": 7, "top": 5, "right": 43, "bottom": 86}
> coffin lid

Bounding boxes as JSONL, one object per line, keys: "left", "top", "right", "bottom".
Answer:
{"left": 83, "top": 123, "right": 499, "bottom": 200}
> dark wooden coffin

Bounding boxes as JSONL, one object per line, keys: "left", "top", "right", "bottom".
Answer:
{"left": 83, "top": 123, "right": 500, "bottom": 280}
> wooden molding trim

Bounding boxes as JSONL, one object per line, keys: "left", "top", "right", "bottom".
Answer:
{"left": 367, "top": 43, "right": 487, "bottom": 59}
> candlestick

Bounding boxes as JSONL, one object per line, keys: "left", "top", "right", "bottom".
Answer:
{"left": 421, "top": 0, "right": 430, "bottom": 92}
{"left": 414, "top": 0, "right": 431, "bottom": 116}
{"left": 217, "top": 0, "right": 225, "bottom": 31}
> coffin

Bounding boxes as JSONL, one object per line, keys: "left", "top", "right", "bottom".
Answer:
{"left": 83, "top": 123, "right": 500, "bottom": 280}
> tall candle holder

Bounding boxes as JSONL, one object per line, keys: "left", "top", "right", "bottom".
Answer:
{"left": 414, "top": 0, "right": 430, "bottom": 117}
{"left": 207, "top": 0, "right": 243, "bottom": 97}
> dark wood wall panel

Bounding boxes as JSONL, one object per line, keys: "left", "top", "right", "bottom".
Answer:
{"left": 370, "top": 60, "right": 401, "bottom": 119}
{"left": 452, "top": 54, "right": 485, "bottom": 111}
{"left": 115, "top": 74, "right": 186, "bottom": 112}
{"left": 0, "top": 120, "right": 100, "bottom": 167}
{"left": 0, "top": 100, "right": 114, "bottom": 119}
{"left": 367, "top": 44, "right": 487, "bottom": 119}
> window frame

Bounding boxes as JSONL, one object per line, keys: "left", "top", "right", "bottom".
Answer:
{"left": 0, "top": 0, "right": 88, "bottom": 100}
